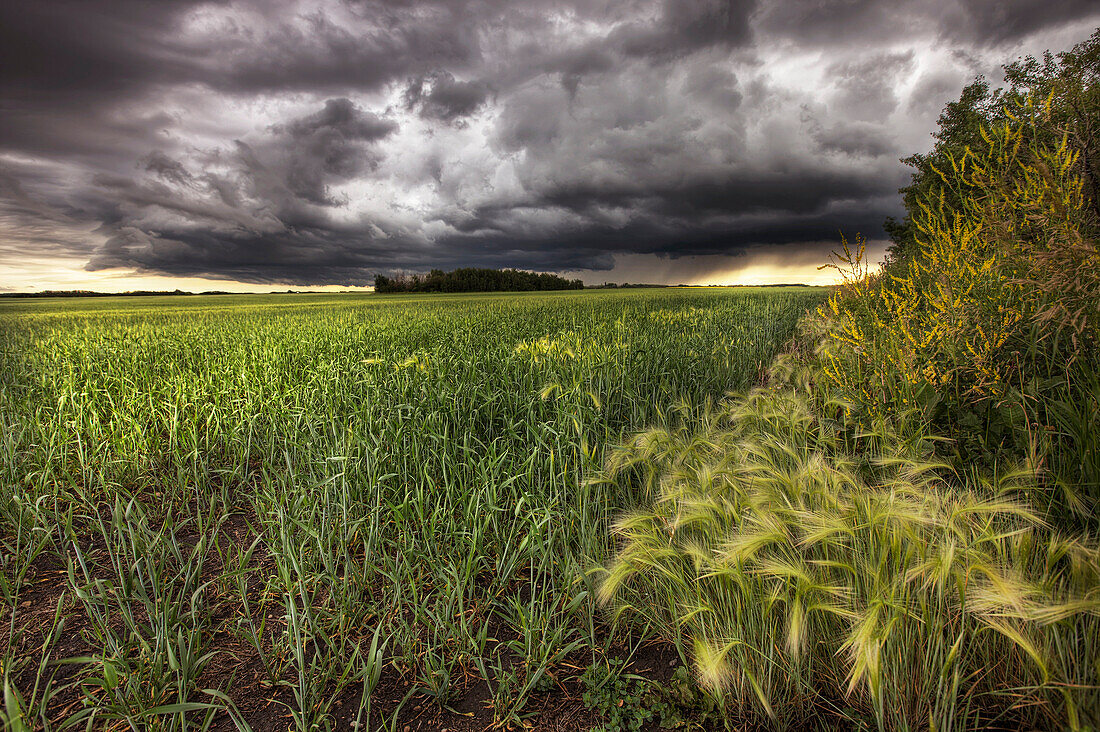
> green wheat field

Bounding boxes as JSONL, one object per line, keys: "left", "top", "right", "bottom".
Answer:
{"left": 0, "top": 288, "right": 826, "bottom": 730}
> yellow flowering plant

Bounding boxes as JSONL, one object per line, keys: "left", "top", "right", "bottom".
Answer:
{"left": 811, "top": 95, "right": 1100, "bottom": 512}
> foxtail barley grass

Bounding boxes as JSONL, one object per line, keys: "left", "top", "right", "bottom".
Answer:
{"left": 596, "top": 377, "right": 1100, "bottom": 729}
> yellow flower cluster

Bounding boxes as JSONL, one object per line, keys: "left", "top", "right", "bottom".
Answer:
{"left": 817, "top": 100, "right": 1091, "bottom": 421}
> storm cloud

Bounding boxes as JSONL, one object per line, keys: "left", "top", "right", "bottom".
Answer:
{"left": 1, "top": 0, "right": 1098, "bottom": 287}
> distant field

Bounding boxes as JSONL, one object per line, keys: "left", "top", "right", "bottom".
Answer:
{"left": 0, "top": 287, "right": 826, "bottom": 730}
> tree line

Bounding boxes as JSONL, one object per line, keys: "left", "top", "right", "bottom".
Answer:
{"left": 373, "top": 268, "right": 584, "bottom": 293}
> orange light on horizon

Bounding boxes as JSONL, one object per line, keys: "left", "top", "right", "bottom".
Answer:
{"left": 0, "top": 259, "right": 375, "bottom": 294}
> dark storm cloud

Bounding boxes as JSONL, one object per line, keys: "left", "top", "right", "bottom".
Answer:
{"left": 480, "top": 164, "right": 903, "bottom": 222}
{"left": 612, "top": 0, "right": 757, "bottom": 59}
{"left": 2, "top": 0, "right": 1099, "bottom": 287}
{"left": 756, "top": 0, "right": 1099, "bottom": 46}
{"left": 811, "top": 123, "right": 896, "bottom": 158}
{"left": 403, "top": 73, "right": 492, "bottom": 122}
{"left": 281, "top": 98, "right": 397, "bottom": 142}
{"left": 0, "top": 0, "right": 200, "bottom": 95}
{"left": 273, "top": 98, "right": 398, "bottom": 204}
{"left": 200, "top": 7, "right": 480, "bottom": 94}
{"left": 82, "top": 204, "right": 891, "bottom": 286}
{"left": 827, "top": 52, "right": 915, "bottom": 120}
{"left": 75, "top": 97, "right": 399, "bottom": 263}
{"left": 949, "top": 0, "right": 1100, "bottom": 45}
{"left": 0, "top": 0, "right": 207, "bottom": 167}
{"left": 143, "top": 152, "right": 196, "bottom": 188}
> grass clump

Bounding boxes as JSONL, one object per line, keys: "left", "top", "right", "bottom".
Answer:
{"left": 597, "top": 386, "right": 1100, "bottom": 729}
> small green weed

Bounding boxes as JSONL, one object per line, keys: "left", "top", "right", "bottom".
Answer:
{"left": 581, "top": 659, "right": 719, "bottom": 731}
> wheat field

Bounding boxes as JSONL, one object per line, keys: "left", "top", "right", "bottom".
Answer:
{"left": 0, "top": 287, "right": 823, "bottom": 731}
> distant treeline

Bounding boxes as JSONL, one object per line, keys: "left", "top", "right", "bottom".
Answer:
{"left": 589, "top": 282, "right": 666, "bottom": 289}
{"left": 374, "top": 268, "right": 583, "bottom": 293}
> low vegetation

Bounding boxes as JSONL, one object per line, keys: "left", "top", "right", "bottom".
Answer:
{"left": 0, "top": 288, "right": 821, "bottom": 729}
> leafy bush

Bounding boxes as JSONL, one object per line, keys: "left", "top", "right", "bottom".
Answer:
{"left": 819, "top": 95, "right": 1100, "bottom": 516}
{"left": 886, "top": 28, "right": 1100, "bottom": 261}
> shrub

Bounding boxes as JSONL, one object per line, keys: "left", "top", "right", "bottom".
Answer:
{"left": 817, "top": 95, "right": 1100, "bottom": 516}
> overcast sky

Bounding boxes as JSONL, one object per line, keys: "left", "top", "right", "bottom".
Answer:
{"left": 1, "top": 1, "right": 1098, "bottom": 291}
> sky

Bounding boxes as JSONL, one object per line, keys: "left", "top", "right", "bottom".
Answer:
{"left": 2, "top": 1, "right": 1099, "bottom": 292}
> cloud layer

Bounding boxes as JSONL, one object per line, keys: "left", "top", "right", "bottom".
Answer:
{"left": 2, "top": 0, "right": 1098, "bottom": 286}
